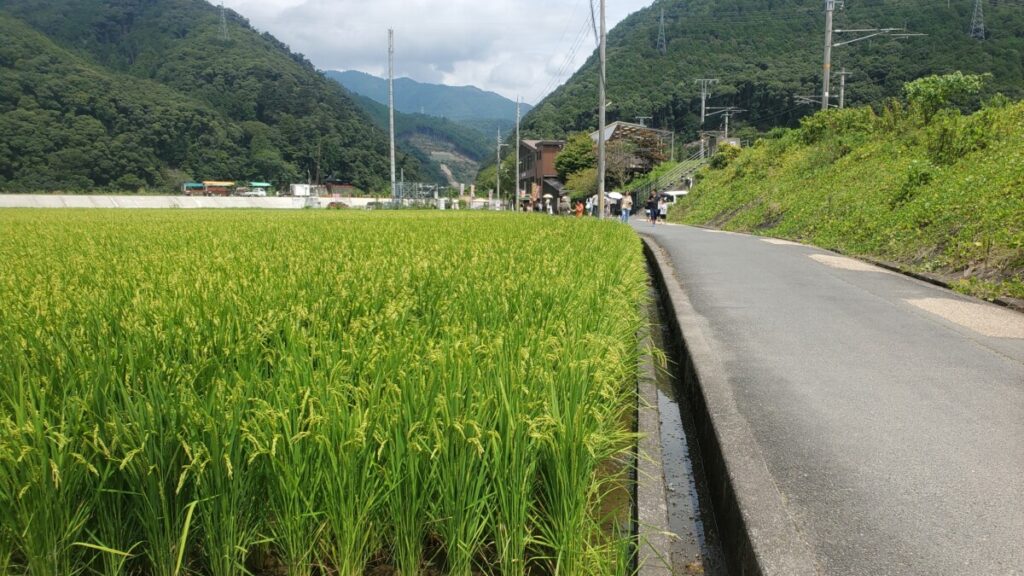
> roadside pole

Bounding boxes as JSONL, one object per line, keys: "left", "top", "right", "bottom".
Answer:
{"left": 597, "top": 0, "right": 607, "bottom": 219}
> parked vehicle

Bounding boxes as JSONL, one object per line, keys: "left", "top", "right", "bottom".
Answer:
{"left": 660, "top": 190, "right": 689, "bottom": 204}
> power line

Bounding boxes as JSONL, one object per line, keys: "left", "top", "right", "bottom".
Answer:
{"left": 822, "top": 0, "right": 924, "bottom": 111}
{"left": 531, "top": 16, "right": 593, "bottom": 104}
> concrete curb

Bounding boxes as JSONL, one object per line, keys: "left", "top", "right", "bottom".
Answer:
{"left": 636, "top": 326, "right": 672, "bottom": 576}
{"left": 640, "top": 235, "right": 821, "bottom": 576}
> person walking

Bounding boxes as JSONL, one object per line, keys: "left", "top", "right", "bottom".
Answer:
{"left": 658, "top": 197, "right": 668, "bottom": 221}
{"left": 620, "top": 194, "right": 633, "bottom": 223}
{"left": 646, "top": 195, "right": 658, "bottom": 225}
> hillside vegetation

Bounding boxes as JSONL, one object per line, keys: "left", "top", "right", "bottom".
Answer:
{"left": 345, "top": 92, "right": 492, "bottom": 184}
{"left": 523, "top": 0, "right": 1024, "bottom": 140}
{"left": 0, "top": 0, "right": 416, "bottom": 192}
{"left": 671, "top": 75, "right": 1024, "bottom": 301}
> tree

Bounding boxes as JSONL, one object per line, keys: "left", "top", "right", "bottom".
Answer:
{"left": 605, "top": 140, "right": 637, "bottom": 188}
{"left": 564, "top": 168, "right": 598, "bottom": 200}
{"left": 554, "top": 133, "right": 596, "bottom": 180}
{"left": 904, "top": 72, "right": 990, "bottom": 122}
{"left": 634, "top": 132, "right": 668, "bottom": 171}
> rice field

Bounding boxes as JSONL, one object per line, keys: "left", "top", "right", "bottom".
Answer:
{"left": 0, "top": 210, "right": 647, "bottom": 576}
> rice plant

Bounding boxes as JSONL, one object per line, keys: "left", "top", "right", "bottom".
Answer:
{"left": 0, "top": 210, "right": 646, "bottom": 576}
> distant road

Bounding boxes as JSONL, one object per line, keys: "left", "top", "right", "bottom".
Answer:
{"left": 637, "top": 222, "right": 1024, "bottom": 576}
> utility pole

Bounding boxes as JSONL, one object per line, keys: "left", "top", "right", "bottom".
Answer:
{"left": 515, "top": 98, "right": 521, "bottom": 212}
{"left": 695, "top": 78, "right": 718, "bottom": 158}
{"left": 388, "top": 29, "right": 397, "bottom": 200}
{"left": 822, "top": 2, "right": 923, "bottom": 111}
{"left": 657, "top": 8, "right": 668, "bottom": 55}
{"left": 821, "top": 0, "right": 837, "bottom": 111}
{"left": 597, "top": 0, "right": 607, "bottom": 220}
{"left": 706, "top": 106, "right": 746, "bottom": 139}
{"left": 838, "top": 67, "right": 849, "bottom": 109}
{"left": 695, "top": 79, "right": 718, "bottom": 126}
{"left": 496, "top": 129, "right": 508, "bottom": 210}
{"left": 970, "top": 0, "right": 985, "bottom": 40}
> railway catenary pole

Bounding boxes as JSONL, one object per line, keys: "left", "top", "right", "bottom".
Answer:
{"left": 839, "top": 67, "right": 848, "bottom": 109}
{"left": 597, "top": 0, "right": 607, "bottom": 220}
{"left": 388, "top": 29, "right": 397, "bottom": 200}
{"left": 496, "top": 130, "right": 507, "bottom": 210}
{"left": 822, "top": 0, "right": 836, "bottom": 111}
{"left": 515, "top": 98, "right": 521, "bottom": 211}
{"left": 695, "top": 79, "right": 718, "bottom": 158}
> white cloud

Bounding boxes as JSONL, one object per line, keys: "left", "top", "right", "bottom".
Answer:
{"left": 220, "top": 0, "right": 651, "bottom": 104}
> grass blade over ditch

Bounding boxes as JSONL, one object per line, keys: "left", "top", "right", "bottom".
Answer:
{"left": 0, "top": 210, "right": 646, "bottom": 576}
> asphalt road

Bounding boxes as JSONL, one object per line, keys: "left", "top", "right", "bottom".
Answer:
{"left": 636, "top": 222, "right": 1024, "bottom": 576}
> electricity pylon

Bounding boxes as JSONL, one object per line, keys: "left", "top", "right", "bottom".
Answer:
{"left": 969, "top": 0, "right": 985, "bottom": 40}
{"left": 657, "top": 8, "right": 668, "bottom": 54}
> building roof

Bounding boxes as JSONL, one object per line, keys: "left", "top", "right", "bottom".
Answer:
{"left": 521, "top": 139, "right": 565, "bottom": 151}
{"left": 544, "top": 178, "right": 565, "bottom": 192}
{"left": 202, "top": 181, "right": 235, "bottom": 187}
{"left": 250, "top": 182, "right": 272, "bottom": 187}
{"left": 589, "top": 121, "right": 672, "bottom": 143}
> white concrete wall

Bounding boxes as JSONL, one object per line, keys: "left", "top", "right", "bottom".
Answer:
{"left": 0, "top": 195, "right": 316, "bottom": 209}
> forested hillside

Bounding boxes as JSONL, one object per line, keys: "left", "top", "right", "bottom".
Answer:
{"left": 523, "top": 0, "right": 1024, "bottom": 140}
{"left": 0, "top": 0, "right": 417, "bottom": 192}
{"left": 672, "top": 74, "right": 1024, "bottom": 301}
{"left": 344, "top": 92, "right": 493, "bottom": 184}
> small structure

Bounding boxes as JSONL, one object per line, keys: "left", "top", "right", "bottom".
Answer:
{"left": 202, "top": 181, "right": 235, "bottom": 196}
{"left": 519, "top": 139, "right": 565, "bottom": 202}
{"left": 325, "top": 180, "right": 358, "bottom": 195}
{"left": 250, "top": 182, "right": 272, "bottom": 195}
{"left": 590, "top": 121, "right": 672, "bottom": 147}
{"left": 289, "top": 184, "right": 327, "bottom": 197}
{"left": 182, "top": 182, "right": 205, "bottom": 196}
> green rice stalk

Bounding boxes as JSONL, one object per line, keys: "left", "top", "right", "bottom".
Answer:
{"left": 317, "top": 375, "right": 389, "bottom": 576}
{"left": 254, "top": 385, "right": 323, "bottom": 576}
{"left": 194, "top": 377, "right": 263, "bottom": 576}
{"left": 432, "top": 384, "right": 495, "bottom": 576}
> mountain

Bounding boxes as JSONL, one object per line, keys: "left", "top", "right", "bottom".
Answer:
{"left": 0, "top": 0, "right": 419, "bottom": 192}
{"left": 522, "top": 0, "right": 1024, "bottom": 140}
{"left": 328, "top": 70, "right": 531, "bottom": 133}
{"left": 345, "top": 92, "right": 492, "bottom": 185}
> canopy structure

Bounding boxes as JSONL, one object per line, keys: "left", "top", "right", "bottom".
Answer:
{"left": 250, "top": 182, "right": 272, "bottom": 188}
{"left": 203, "top": 181, "right": 235, "bottom": 187}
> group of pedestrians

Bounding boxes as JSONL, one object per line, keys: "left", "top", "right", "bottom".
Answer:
{"left": 644, "top": 195, "right": 668, "bottom": 225}
{"left": 563, "top": 193, "right": 669, "bottom": 224}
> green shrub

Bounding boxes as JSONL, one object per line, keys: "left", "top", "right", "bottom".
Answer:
{"left": 708, "top": 144, "right": 741, "bottom": 169}
{"left": 905, "top": 72, "right": 990, "bottom": 122}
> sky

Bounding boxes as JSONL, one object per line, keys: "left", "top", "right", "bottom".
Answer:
{"left": 220, "top": 0, "right": 652, "bottom": 104}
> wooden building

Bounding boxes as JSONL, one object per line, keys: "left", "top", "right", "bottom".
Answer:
{"left": 518, "top": 139, "right": 565, "bottom": 201}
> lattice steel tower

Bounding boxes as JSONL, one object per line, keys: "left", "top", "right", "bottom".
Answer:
{"left": 969, "top": 0, "right": 985, "bottom": 40}
{"left": 219, "top": 3, "right": 229, "bottom": 42}
{"left": 657, "top": 8, "right": 667, "bottom": 54}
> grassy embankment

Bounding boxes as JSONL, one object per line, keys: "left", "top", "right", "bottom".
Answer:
{"left": 0, "top": 210, "right": 646, "bottom": 576}
{"left": 672, "top": 97, "right": 1024, "bottom": 301}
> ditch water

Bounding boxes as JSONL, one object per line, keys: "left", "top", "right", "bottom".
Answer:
{"left": 647, "top": 288, "right": 729, "bottom": 575}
